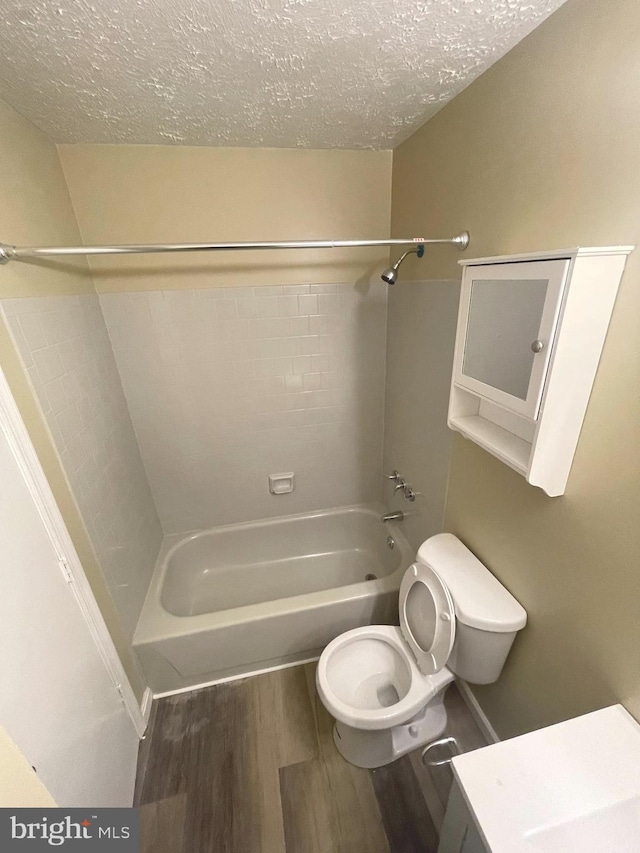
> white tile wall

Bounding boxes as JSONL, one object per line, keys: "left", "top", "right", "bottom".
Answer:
{"left": 1, "top": 295, "right": 163, "bottom": 640}
{"left": 383, "top": 280, "right": 461, "bottom": 551}
{"left": 100, "top": 282, "right": 387, "bottom": 533}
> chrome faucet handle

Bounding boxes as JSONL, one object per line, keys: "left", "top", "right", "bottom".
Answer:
{"left": 394, "top": 480, "right": 406, "bottom": 493}
{"left": 385, "top": 470, "right": 401, "bottom": 482}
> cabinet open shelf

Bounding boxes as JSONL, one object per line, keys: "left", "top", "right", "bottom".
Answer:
{"left": 448, "top": 415, "right": 530, "bottom": 475}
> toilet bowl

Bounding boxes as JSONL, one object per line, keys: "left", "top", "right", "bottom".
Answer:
{"left": 317, "top": 624, "right": 455, "bottom": 768}
{"left": 316, "top": 533, "right": 527, "bottom": 768}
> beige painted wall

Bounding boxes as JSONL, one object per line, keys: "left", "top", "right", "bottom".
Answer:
{"left": 0, "top": 725, "right": 56, "bottom": 807}
{"left": 391, "top": 0, "right": 640, "bottom": 738}
{"left": 57, "top": 145, "right": 393, "bottom": 291}
{"left": 0, "top": 98, "right": 93, "bottom": 300}
{"left": 0, "top": 98, "right": 145, "bottom": 699}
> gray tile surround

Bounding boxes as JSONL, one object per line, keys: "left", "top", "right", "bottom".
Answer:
{"left": 100, "top": 282, "right": 388, "bottom": 533}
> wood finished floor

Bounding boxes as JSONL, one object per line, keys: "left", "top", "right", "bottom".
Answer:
{"left": 135, "top": 664, "right": 486, "bottom": 853}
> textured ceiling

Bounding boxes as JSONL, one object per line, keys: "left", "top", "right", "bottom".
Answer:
{"left": 0, "top": 0, "right": 566, "bottom": 149}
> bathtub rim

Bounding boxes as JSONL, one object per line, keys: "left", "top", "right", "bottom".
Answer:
{"left": 134, "top": 502, "right": 413, "bottom": 646}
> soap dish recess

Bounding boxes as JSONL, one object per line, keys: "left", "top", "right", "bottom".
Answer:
{"left": 269, "top": 473, "right": 295, "bottom": 495}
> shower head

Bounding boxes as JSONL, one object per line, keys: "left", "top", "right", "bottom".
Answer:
{"left": 381, "top": 244, "right": 424, "bottom": 284}
{"left": 380, "top": 265, "right": 400, "bottom": 285}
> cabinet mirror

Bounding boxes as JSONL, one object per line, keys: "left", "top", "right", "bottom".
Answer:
{"left": 454, "top": 259, "right": 569, "bottom": 419}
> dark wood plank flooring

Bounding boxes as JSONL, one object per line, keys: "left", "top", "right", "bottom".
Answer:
{"left": 136, "top": 664, "right": 485, "bottom": 853}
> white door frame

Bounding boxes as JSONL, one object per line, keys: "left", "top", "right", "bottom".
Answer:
{"left": 0, "top": 364, "right": 149, "bottom": 738}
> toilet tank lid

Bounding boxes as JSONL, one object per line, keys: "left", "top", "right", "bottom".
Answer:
{"left": 416, "top": 534, "right": 527, "bottom": 633}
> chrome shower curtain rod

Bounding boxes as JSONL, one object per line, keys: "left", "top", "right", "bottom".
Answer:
{"left": 0, "top": 232, "right": 469, "bottom": 264}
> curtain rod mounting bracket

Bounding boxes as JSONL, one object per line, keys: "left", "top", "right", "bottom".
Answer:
{"left": 453, "top": 231, "right": 470, "bottom": 250}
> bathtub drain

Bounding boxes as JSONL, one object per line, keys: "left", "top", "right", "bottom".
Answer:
{"left": 365, "top": 573, "right": 377, "bottom": 581}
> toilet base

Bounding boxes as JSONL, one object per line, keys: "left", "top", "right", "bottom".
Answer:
{"left": 332, "top": 687, "right": 449, "bottom": 768}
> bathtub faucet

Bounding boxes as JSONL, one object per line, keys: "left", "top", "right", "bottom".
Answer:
{"left": 381, "top": 510, "right": 404, "bottom": 523}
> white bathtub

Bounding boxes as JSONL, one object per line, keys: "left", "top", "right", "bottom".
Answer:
{"left": 134, "top": 504, "right": 413, "bottom": 694}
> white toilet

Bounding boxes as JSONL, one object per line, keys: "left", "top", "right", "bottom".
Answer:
{"left": 316, "top": 533, "right": 527, "bottom": 768}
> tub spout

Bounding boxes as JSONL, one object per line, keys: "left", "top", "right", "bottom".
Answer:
{"left": 381, "top": 510, "right": 404, "bottom": 523}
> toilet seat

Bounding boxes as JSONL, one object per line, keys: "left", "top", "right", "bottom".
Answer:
{"left": 399, "top": 562, "right": 456, "bottom": 676}
{"left": 316, "top": 563, "right": 458, "bottom": 731}
{"left": 316, "top": 625, "right": 441, "bottom": 730}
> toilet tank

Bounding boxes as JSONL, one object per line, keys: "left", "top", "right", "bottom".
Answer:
{"left": 417, "top": 534, "right": 527, "bottom": 684}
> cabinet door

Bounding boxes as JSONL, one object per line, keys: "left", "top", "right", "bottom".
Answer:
{"left": 453, "top": 259, "right": 570, "bottom": 419}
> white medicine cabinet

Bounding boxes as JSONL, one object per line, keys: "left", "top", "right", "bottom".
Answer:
{"left": 448, "top": 246, "right": 633, "bottom": 496}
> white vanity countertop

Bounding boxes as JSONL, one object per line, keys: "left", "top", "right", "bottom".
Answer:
{"left": 451, "top": 704, "right": 640, "bottom": 853}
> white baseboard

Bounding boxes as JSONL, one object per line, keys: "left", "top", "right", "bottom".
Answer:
{"left": 153, "top": 654, "right": 321, "bottom": 700}
{"left": 456, "top": 679, "right": 500, "bottom": 744}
